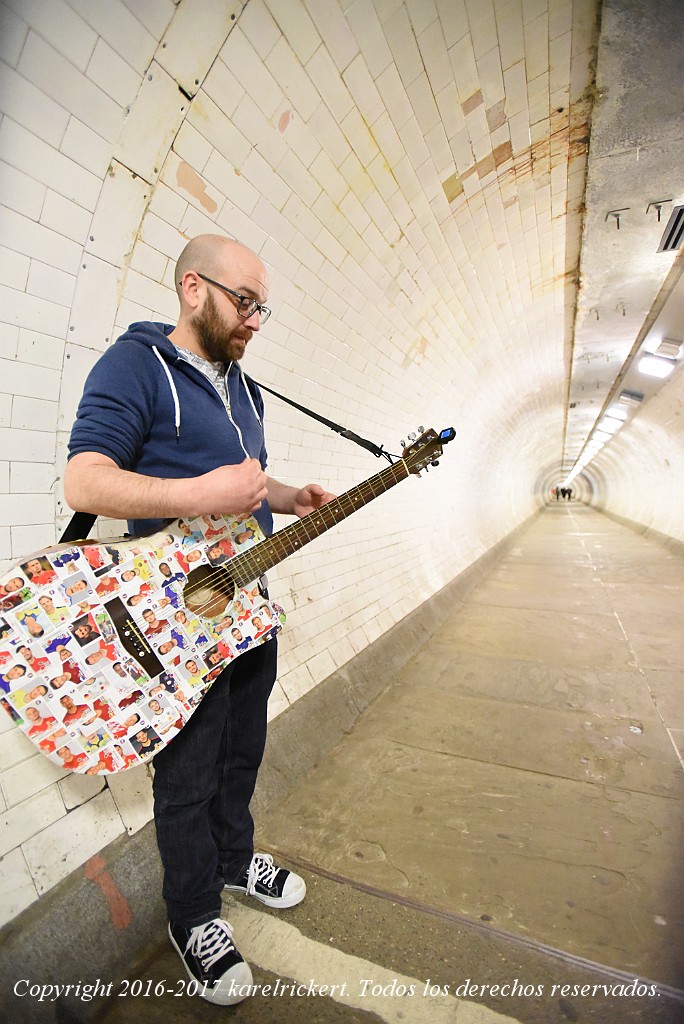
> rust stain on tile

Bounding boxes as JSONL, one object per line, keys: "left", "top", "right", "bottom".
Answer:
{"left": 176, "top": 159, "right": 218, "bottom": 214}
{"left": 442, "top": 170, "right": 464, "bottom": 203}
{"left": 456, "top": 142, "right": 511, "bottom": 189}
{"left": 493, "top": 140, "right": 513, "bottom": 167}
{"left": 402, "top": 335, "right": 428, "bottom": 369}
{"left": 477, "top": 152, "right": 496, "bottom": 178}
{"left": 486, "top": 99, "right": 507, "bottom": 132}
{"left": 462, "top": 89, "right": 483, "bottom": 116}
{"left": 278, "top": 109, "right": 292, "bottom": 134}
{"left": 443, "top": 92, "right": 593, "bottom": 251}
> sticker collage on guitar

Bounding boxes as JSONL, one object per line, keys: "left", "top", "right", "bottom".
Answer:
{"left": 0, "top": 514, "right": 284, "bottom": 776}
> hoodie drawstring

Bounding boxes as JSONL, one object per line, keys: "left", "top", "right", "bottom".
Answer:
{"left": 154, "top": 346, "right": 262, "bottom": 450}
{"left": 153, "top": 345, "right": 181, "bottom": 440}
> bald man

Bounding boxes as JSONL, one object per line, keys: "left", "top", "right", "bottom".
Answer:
{"left": 65, "top": 234, "right": 334, "bottom": 1006}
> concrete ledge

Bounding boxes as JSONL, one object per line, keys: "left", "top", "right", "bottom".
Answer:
{"left": 0, "top": 825, "right": 165, "bottom": 1024}
{"left": 595, "top": 506, "right": 684, "bottom": 556}
{"left": 0, "top": 513, "right": 537, "bottom": 1023}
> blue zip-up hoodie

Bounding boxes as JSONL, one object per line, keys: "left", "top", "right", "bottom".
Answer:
{"left": 67, "top": 322, "right": 273, "bottom": 538}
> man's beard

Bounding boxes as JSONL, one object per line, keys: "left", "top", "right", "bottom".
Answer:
{"left": 191, "top": 289, "right": 250, "bottom": 364}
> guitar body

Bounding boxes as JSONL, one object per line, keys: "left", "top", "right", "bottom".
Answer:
{"left": 0, "top": 426, "right": 455, "bottom": 775}
{"left": 0, "top": 514, "right": 283, "bottom": 774}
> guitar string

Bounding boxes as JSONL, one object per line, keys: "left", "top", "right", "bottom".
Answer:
{"left": 197, "top": 474, "right": 401, "bottom": 587}
{"left": 184, "top": 473, "right": 406, "bottom": 619}
{"left": 181, "top": 458, "right": 409, "bottom": 602}
{"left": 181, "top": 460, "right": 411, "bottom": 616}
{"left": 178, "top": 432, "right": 442, "bottom": 603}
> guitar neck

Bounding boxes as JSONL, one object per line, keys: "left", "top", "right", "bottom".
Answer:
{"left": 230, "top": 459, "right": 410, "bottom": 587}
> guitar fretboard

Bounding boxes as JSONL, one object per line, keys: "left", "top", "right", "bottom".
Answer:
{"left": 227, "top": 458, "right": 410, "bottom": 587}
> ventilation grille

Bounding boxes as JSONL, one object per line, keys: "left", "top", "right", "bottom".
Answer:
{"left": 619, "top": 389, "right": 644, "bottom": 405}
{"left": 657, "top": 205, "right": 684, "bottom": 252}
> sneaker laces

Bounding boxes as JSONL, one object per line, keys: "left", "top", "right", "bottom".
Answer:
{"left": 187, "top": 919, "right": 236, "bottom": 971}
{"left": 246, "top": 852, "right": 279, "bottom": 895}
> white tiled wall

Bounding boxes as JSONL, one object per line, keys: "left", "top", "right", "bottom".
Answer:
{"left": 594, "top": 380, "right": 684, "bottom": 544}
{"left": 0, "top": 0, "right": 597, "bottom": 926}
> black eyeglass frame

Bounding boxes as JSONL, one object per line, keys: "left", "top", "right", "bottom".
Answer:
{"left": 196, "top": 272, "right": 272, "bottom": 323}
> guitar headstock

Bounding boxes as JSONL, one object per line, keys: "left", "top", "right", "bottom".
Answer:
{"left": 402, "top": 427, "right": 456, "bottom": 475}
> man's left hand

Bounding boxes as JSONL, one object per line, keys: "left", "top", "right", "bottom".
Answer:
{"left": 293, "top": 484, "right": 336, "bottom": 518}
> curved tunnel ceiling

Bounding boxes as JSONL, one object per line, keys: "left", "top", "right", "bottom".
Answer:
{"left": 53, "top": 0, "right": 600, "bottom": 531}
{"left": 564, "top": 0, "right": 684, "bottom": 501}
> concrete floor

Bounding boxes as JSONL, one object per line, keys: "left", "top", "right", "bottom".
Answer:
{"left": 80, "top": 506, "right": 684, "bottom": 1022}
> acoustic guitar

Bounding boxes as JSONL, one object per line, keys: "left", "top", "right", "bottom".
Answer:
{"left": 0, "top": 428, "right": 454, "bottom": 774}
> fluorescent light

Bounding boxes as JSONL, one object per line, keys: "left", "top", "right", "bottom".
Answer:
{"left": 594, "top": 429, "right": 612, "bottom": 442}
{"left": 638, "top": 355, "right": 675, "bottom": 378}
{"left": 608, "top": 405, "right": 629, "bottom": 420}
{"left": 599, "top": 416, "right": 623, "bottom": 433}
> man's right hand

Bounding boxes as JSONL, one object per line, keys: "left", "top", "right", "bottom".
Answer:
{"left": 197, "top": 458, "right": 268, "bottom": 515}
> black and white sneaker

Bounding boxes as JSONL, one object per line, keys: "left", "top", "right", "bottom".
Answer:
{"left": 168, "top": 917, "right": 253, "bottom": 1005}
{"left": 224, "top": 852, "right": 306, "bottom": 909}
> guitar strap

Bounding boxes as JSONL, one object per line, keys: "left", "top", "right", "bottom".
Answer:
{"left": 249, "top": 378, "right": 393, "bottom": 463}
{"left": 59, "top": 378, "right": 392, "bottom": 544}
{"left": 60, "top": 510, "right": 98, "bottom": 544}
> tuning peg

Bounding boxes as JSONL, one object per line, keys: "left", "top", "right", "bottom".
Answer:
{"left": 418, "top": 425, "right": 424, "bottom": 433}
{"left": 431, "top": 460, "right": 440, "bottom": 467}
{"left": 400, "top": 439, "right": 406, "bottom": 447}
{"left": 408, "top": 432, "right": 417, "bottom": 441}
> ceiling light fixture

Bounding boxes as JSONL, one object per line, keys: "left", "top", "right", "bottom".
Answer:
{"left": 637, "top": 354, "right": 676, "bottom": 378}
{"left": 599, "top": 416, "right": 623, "bottom": 433}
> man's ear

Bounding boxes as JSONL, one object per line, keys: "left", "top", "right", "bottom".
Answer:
{"left": 180, "top": 270, "right": 203, "bottom": 311}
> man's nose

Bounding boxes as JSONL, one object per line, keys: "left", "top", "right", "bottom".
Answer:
{"left": 243, "top": 308, "right": 261, "bottom": 329}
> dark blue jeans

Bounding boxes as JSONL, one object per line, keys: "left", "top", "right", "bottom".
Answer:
{"left": 152, "top": 638, "right": 278, "bottom": 926}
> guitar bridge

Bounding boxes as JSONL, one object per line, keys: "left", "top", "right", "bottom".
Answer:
{"left": 105, "top": 597, "right": 163, "bottom": 678}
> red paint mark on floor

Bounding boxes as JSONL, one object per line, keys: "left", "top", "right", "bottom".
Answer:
{"left": 86, "top": 855, "right": 133, "bottom": 930}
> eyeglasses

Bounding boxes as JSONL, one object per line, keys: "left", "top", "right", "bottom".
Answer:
{"left": 196, "top": 273, "right": 271, "bottom": 323}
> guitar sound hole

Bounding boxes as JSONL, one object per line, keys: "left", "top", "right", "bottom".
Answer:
{"left": 183, "top": 565, "right": 237, "bottom": 618}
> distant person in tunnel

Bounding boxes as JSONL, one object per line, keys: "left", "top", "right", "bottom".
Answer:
{"left": 64, "top": 233, "right": 335, "bottom": 1006}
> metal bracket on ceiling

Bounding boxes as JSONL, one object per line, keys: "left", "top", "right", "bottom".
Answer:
{"left": 605, "top": 208, "right": 630, "bottom": 230}
{"left": 646, "top": 199, "right": 673, "bottom": 223}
